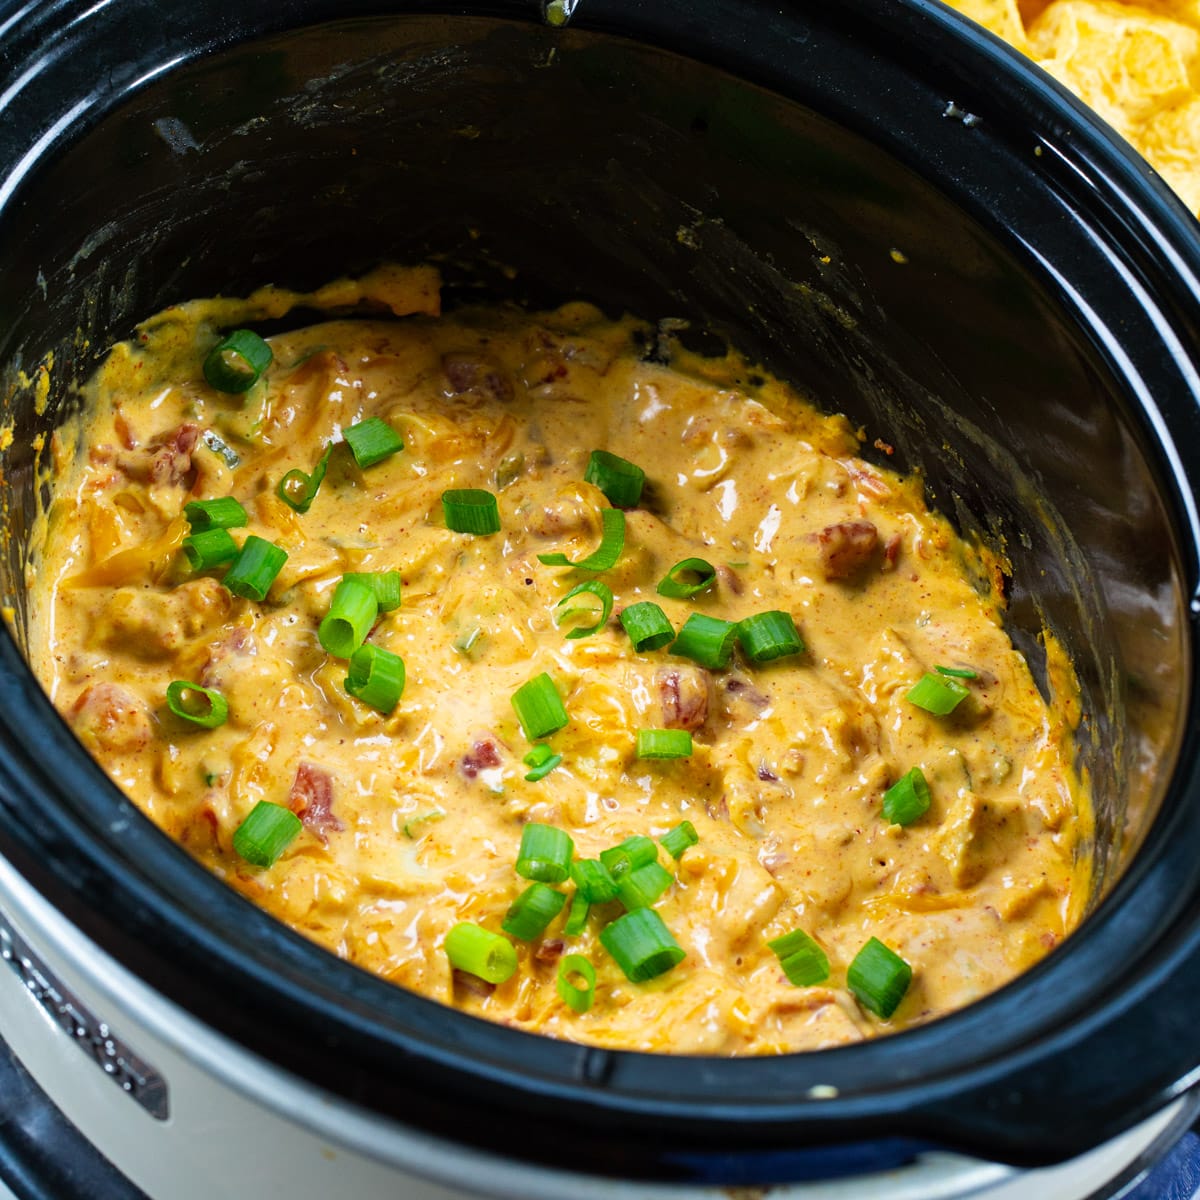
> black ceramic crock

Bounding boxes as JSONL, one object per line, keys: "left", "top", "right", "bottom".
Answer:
{"left": 0, "top": 0, "right": 1199, "bottom": 1187}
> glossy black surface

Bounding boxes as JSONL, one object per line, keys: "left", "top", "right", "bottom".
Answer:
{"left": 0, "top": 1039, "right": 149, "bottom": 1200}
{"left": 0, "top": 0, "right": 1197, "bottom": 1183}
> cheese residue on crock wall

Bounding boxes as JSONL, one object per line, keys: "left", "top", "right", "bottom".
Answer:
{"left": 27, "top": 267, "right": 1091, "bottom": 1054}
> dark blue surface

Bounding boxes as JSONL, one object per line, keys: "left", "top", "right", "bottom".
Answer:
{"left": 1126, "top": 1131, "right": 1200, "bottom": 1200}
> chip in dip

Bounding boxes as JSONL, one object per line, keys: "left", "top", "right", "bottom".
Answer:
{"left": 28, "top": 267, "right": 1091, "bottom": 1054}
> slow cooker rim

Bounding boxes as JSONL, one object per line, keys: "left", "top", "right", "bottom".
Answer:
{"left": 1, "top": 0, "right": 1200, "bottom": 1181}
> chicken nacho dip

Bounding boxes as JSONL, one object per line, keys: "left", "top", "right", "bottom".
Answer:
{"left": 28, "top": 266, "right": 1091, "bottom": 1054}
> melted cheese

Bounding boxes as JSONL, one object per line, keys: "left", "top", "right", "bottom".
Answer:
{"left": 29, "top": 276, "right": 1090, "bottom": 1054}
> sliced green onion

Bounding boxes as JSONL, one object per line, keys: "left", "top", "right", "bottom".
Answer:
{"left": 556, "top": 580, "right": 614, "bottom": 640}
{"left": 232, "top": 800, "right": 301, "bottom": 867}
{"left": 403, "top": 809, "right": 444, "bottom": 838}
{"left": 502, "top": 882, "right": 567, "bottom": 941}
{"left": 524, "top": 755, "right": 562, "bottom": 783}
{"left": 616, "top": 861, "right": 673, "bottom": 910}
{"left": 670, "top": 612, "right": 738, "bottom": 670}
{"left": 737, "top": 610, "right": 805, "bottom": 663}
{"left": 636, "top": 729, "right": 693, "bottom": 759}
{"left": 453, "top": 624, "right": 485, "bottom": 660}
{"left": 344, "top": 643, "right": 406, "bottom": 714}
{"left": 619, "top": 601, "right": 674, "bottom": 652}
{"left": 184, "top": 496, "right": 248, "bottom": 531}
{"left": 165, "top": 680, "right": 229, "bottom": 728}
{"left": 344, "top": 417, "right": 403, "bottom": 469}
{"left": 656, "top": 557, "right": 717, "bottom": 599}
{"left": 600, "top": 908, "right": 685, "bottom": 982}
{"left": 343, "top": 571, "right": 402, "bottom": 612}
{"left": 204, "top": 329, "right": 273, "bottom": 394}
{"left": 599, "top": 835, "right": 658, "bottom": 881}
{"left": 907, "top": 672, "right": 970, "bottom": 715}
{"left": 181, "top": 528, "right": 238, "bottom": 571}
{"left": 848, "top": 937, "right": 913, "bottom": 1019}
{"left": 660, "top": 820, "right": 699, "bottom": 861}
{"left": 936, "top": 664, "right": 979, "bottom": 679}
{"left": 556, "top": 954, "right": 597, "bottom": 1013}
{"left": 882, "top": 767, "right": 931, "bottom": 826}
{"left": 445, "top": 922, "right": 518, "bottom": 984}
{"left": 564, "top": 890, "right": 590, "bottom": 936}
{"left": 571, "top": 858, "right": 619, "bottom": 903}
{"left": 223, "top": 535, "right": 288, "bottom": 601}
{"left": 511, "top": 672, "right": 569, "bottom": 740}
{"left": 537, "top": 507, "right": 625, "bottom": 571}
{"left": 277, "top": 445, "right": 333, "bottom": 514}
{"left": 442, "top": 488, "right": 501, "bottom": 535}
{"left": 319, "top": 577, "right": 379, "bottom": 658}
{"left": 522, "top": 744, "right": 562, "bottom": 783}
{"left": 516, "top": 823, "right": 575, "bottom": 884}
{"left": 524, "top": 744, "right": 555, "bottom": 769}
{"left": 584, "top": 449, "right": 645, "bottom": 508}
{"left": 767, "top": 928, "right": 830, "bottom": 987}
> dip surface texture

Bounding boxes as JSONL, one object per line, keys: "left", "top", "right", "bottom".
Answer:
{"left": 30, "top": 280, "right": 1089, "bottom": 1053}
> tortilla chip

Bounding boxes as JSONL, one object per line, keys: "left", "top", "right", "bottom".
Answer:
{"left": 941, "top": 0, "right": 1031, "bottom": 51}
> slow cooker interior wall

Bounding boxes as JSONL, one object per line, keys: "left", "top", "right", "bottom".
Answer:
{"left": 0, "top": 15, "right": 1186, "bottom": 895}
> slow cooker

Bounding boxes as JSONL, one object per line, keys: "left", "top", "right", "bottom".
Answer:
{"left": 2, "top": 0, "right": 1200, "bottom": 1196}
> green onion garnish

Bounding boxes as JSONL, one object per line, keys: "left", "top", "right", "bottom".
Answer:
{"left": 181, "top": 528, "right": 238, "bottom": 571}
{"left": 584, "top": 449, "right": 645, "bottom": 508}
{"left": 511, "top": 672, "right": 569, "bottom": 740}
{"left": 656, "top": 557, "right": 717, "bottom": 599}
{"left": 445, "top": 922, "right": 518, "bottom": 984}
{"left": 635, "top": 729, "right": 693, "bottom": 759}
{"left": 616, "top": 861, "right": 673, "bottom": 910}
{"left": 318, "top": 577, "right": 378, "bottom": 659}
{"left": 522, "top": 744, "right": 562, "bottom": 783}
{"left": 767, "top": 928, "right": 830, "bottom": 987}
{"left": 556, "top": 580, "right": 614, "bottom": 640}
{"left": 660, "top": 820, "right": 698, "bottom": 861}
{"left": 343, "top": 417, "right": 404, "bottom": 469}
{"left": 403, "top": 809, "right": 444, "bottom": 839}
{"left": 907, "top": 672, "right": 970, "bottom": 715}
{"left": 277, "top": 445, "right": 333, "bottom": 514}
{"left": 619, "top": 601, "right": 675, "bottom": 652}
{"left": 737, "top": 610, "right": 805, "bottom": 663}
{"left": 223, "top": 535, "right": 288, "bottom": 601}
{"left": 537, "top": 507, "right": 625, "bottom": 571}
{"left": 502, "top": 882, "right": 567, "bottom": 941}
{"left": 184, "top": 496, "right": 248, "bottom": 531}
{"left": 344, "top": 643, "right": 406, "bottom": 714}
{"left": 936, "top": 664, "right": 978, "bottom": 679}
{"left": 232, "top": 800, "right": 301, "bottom": 867}
{"left": 847, "top": 937, "right": 913, "bottom": 1018}
{"left": 556, "top": 953, "right": 597, "bottom": 1013}
{"left": 599, "top": 835, "right": 657, "bottom": 880}
{"left": 670, "top": 612, "right": 738, "bottom": 670}
{"left": 452, "top": 624, "right": 486, "bottom": 660}
{"left": 165, "top": 680, "right": 229, "bottom": 728}
{"left": 571, "top": 858, "right": 619, "bottom": 903}
{"left": 442, "top": 488, "right": 501, "bottom": 536}
{"left": 203, "top": 329, "right": 273, "bottom": 394}
{"left": 516, "top": 823, "right": 575, "bottom": 884}
{"left": 600, "top": 908, "right": 685, "bottom": 982}
{"left": 564, "top": 891, "right": 590, "bottom": 936}
{"left": 882, "top": 767, "right": 931, "bottom": 826}
{"left": 343, "top": 571, "right": 402, "bottom": 612}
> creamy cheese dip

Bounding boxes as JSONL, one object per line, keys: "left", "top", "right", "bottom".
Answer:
{"left": 29, "top": 267, "right": 1090, "bottom": 1054}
